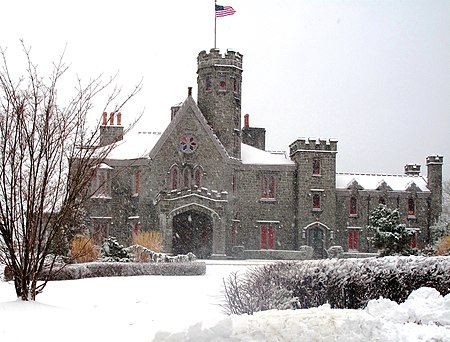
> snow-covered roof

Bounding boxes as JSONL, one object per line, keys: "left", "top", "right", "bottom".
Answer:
{"left": 241, "top": 143, "right": 295, "bottom": 165}
{"left": 107, "top": 131, "right": 162, "bottom": 160}
{"left": 336, "top": 173, "right": 430, "bottom": 192}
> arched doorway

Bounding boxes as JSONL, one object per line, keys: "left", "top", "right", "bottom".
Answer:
{"left": 172, "top": 210, "right": 213, "bottom": 258}
{"left": 307, "top": 224, "right": 326, "bottom": 258}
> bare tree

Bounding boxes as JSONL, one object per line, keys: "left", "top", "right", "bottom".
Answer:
{"left": 0, "top": 42, "right": 141, "bottom": 300}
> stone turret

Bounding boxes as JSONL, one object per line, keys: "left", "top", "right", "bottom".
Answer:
{"left": 197, "top": 49, "right": 243, "bottom": 158}
{"left": 99, "top": 112, "right": 124, "bottom": 146}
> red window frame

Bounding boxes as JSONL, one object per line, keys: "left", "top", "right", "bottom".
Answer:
{"left": 183, "top": 168, "right": 191, "bottom": 189}
{"left": 134, "top": 170, "right": 140, "bottom": 195}
{"left": 312, "top": 194, "right": 321, "bottom": 209}
{"left": 408, "top": 198, "right": 415, "bottom": 216}
{"left": 408, "top": 234, "right": 417, "bottom": 248}
{"left": 171, "top": 167, "right": 179, "bottom": 190}
{"left": 350, "top": 196, "right": 357, "bottom": 215}
{"left": 312, "top": 159, "right": 321, "bottom": 175}
{"left": 260, "top": 225, "right": 274, "bottom": 249}
{"left": 133, "top": 222, "right": 139, "bottom": 235}
{"left": 194, "top": 168, "right": 202, "bottom": 188}
{"left": 92, "top": 221, "right": 109, "bottom": 245}
{"left": 348, "top": 230, "right": 358, "bottom": 250}
{"left": 261, "top": 175, "right": 276, "bottom": 199}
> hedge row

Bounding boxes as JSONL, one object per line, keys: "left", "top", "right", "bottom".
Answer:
{"left": 40, "top": 261, "right": 206, "bottom": 281}
{"left": 223, "top": 256, "right": 450, "bottom": 315}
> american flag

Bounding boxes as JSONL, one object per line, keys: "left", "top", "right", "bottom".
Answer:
{"left": 215, "top": 4, "right": 236, "bottom": 17}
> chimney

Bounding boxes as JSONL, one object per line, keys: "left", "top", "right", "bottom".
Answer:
{"left": 102, "top": 112, "right": 108, "bottom": 126}
{"left": 109, "top": 112, "right": 115, "bottom": 125}
{"left": 244, "top": 113, "right": 249, "bottom": 128}
{"left": 117, "top": 112, "right": 122, "bottom": 126}
{"left": 188, "top": 87, "right": 192, "bottom": 97}
{"left": 404, "top": 163, "right": 421, "bottom": 176}
{"left": 99, "top": 111, "right": 124, "bottom": 146}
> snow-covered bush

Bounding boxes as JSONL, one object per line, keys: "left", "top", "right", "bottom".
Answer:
{"left": 40, "top": 261, "right": 206, "bottom": 280}
{"left": 367, "top": 205, "right": 417, "bottom": 256}
{"left": 100, "top": 236, "right": 132, "bottom": 262}
{"left": 222, "top": 256, "right": 450, "bottom": 315}
{"left": 125, "top": 244, "right": 197, "bottom": 263}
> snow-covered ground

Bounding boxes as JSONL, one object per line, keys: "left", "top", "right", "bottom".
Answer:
{"left": 0, "top": 260, "right": 449, "bottom": 342}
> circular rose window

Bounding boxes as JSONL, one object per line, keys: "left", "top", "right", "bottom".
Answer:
{"left": 180, "top": 135, "right": 198, "bottom": 153}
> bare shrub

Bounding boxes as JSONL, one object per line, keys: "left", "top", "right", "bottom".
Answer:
{"left": 70, "top": 235, "right": 99, "bottom": 263}
{"left": 437, "top": 235, "right": 450, "bottom": 256}
{"left": 133, "top": 230, "right": 162, "bottom": 251}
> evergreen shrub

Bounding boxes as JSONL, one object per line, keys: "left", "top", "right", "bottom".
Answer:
{"left": 223, "top": 256, "right": 450, "bottom": 315}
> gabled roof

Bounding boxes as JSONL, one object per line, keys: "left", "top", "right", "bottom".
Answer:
{"left": 336, "top": 173, "right": 429, "bottom": 192}
{"left": 148, "top": 95, "right": 231, "bottom": 161}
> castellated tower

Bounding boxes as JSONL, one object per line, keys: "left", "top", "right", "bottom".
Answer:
{"left": 197, "top": 49, "right": 243, "bottom": 159}
{"left": 426, "top": 155, "right": 444, "bottom": 223}
{"left": 290, "top": 138, "right": 338, "bottom": 257}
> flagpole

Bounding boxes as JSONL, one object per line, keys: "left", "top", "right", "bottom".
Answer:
{"left": 214, "top": 0, "right": 217, "bottom": 48}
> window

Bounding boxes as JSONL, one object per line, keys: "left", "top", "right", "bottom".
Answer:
{"left": 91, "top": 166, "right": 111, "bottom": 198}
{"left": 312, "top": 159, "right": 321, "bottom": 175}
{"left": 261, "top": 175, "right": 276, "bottom": 199}
{"left": 231, "top": 223, "right": 236, "bottom": 246}
{"left": 183, "top": 168, "right": 191, "bottom": 189}
{"left": 91, "top": 220, "right": 109, "bottom": 245}
{"left": 408, "top": 234, "right": 417, "bottom": 248}
{"left": 194, "top": 167, "right": 202, "bottom": 188}
{"left": 312, "top": 193, "right": 321, "bottom": 209}
{"left": 260, "top": 225, "right": 274, "bottom": 249}
{"left": 232, "top": 174, "right": 237, "bottom": 194}
{"left": 205, "top": 76, "right": 212, "bottom": 91}
{"left": 171, "top": 167, "right": 179, "bottom": 190}
{"left": 349, "top": 196, "right": 357, "bottom": 216}
{"left": 133, "top": 222, "right": 139, "bottom": 235}
{"left": 132, "top": 170, "right": 140, "bottom": 196}
{"left": 218, "top": 77, "right": 226, "bottom": 91}
{"left": 180, "top": 135, "right": 198, "bottom": 154}
{"left": 408, "top": 198, "right": 415, "bottom": 216}
{"left": 379, "top": 197, "right": 386, "bottom": 205}
{"left": 348, "top": 229, "right": 359, "bottom": 251}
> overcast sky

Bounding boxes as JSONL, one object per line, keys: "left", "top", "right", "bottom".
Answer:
{"left": 1, "top": 0, "right": 449, "bottom": 179}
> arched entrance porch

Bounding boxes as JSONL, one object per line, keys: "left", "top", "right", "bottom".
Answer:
{"left": 172, "top": 210, "right": 213, "bottom": 258}
{"left": 303, "top": 222, "right": 330, "bottom": 258}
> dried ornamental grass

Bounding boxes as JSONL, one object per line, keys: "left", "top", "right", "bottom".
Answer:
{"left": 70, "top": 235, "right": 100, "bottom": 263}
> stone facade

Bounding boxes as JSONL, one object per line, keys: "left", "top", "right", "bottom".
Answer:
{"left": 85, "top": 48, "right": 444, "bottom": 259}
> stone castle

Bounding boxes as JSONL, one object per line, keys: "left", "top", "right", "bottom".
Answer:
{"left": 86, "top": 48, "right": 444, "bottom": 259}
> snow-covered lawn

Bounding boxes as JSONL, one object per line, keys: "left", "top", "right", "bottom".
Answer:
{"left": 0, "top": 260, "right": 449, "bottom": 342}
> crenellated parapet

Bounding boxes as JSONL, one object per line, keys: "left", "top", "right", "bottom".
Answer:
{"left": 154, "top": 185, "right": 228, "bottom": 205}
{"left": 289, "top": 138, "right": 338, "bottom": 157}
{"left": 197, "top": 48, "right": 243, "bottom": 70}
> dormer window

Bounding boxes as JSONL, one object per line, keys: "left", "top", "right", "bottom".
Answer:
{"left": 312, "top": 159, "right": 321, "bottom": 175}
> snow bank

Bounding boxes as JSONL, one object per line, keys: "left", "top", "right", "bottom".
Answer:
{"left": 154, "top": 287, "right": 450, "bottom": 341}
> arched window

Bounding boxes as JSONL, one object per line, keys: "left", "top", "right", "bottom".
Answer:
{"left": 194, "top": 167, "right": 202, "bottom": 188}
{"left": 408, "top": 198, "right": 415, "bottom": 216}
{"left": 171, "top": 167, "right": 179, "bottom": 190}
{"left": 205, "top": 76, "right": 212, "bottom": 91}
{"left": 312, "top": 159, "right": 321, "bottom": 175}
{"left": 350, "top": 197, "right": 357, "bottom": 215}
{"left": 183, "top": 167, "right": 191, "bottom": 189}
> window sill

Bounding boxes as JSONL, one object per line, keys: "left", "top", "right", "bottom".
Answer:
{"left": 259, "top": 198, "right": 276, "bottom": 203}
{"left": 312, "top": 174, "right": 322, "bottom": 177}
{"left": 349, "top": 214, "right": 358, "bottom": 218}
{"left": 312, "top": 208, "right": 323, "bottom": 212}
{"left": 407, "top": 215, "right": 417, "bottom": 220}
{"left": 91, "top": 195, "right": 112, "bottom": 200}
{"left": 131, "top": 193, "right": 139, "bottom": 198}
